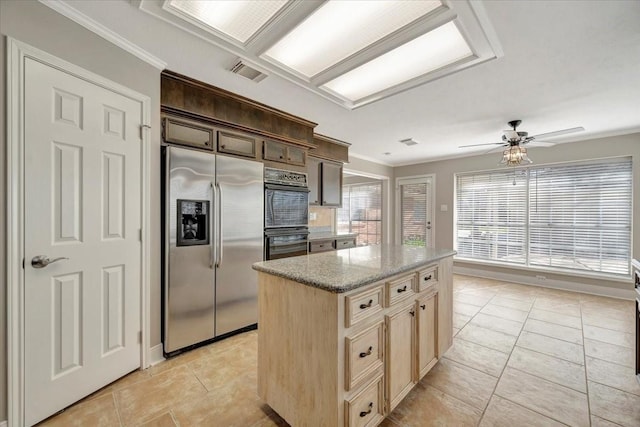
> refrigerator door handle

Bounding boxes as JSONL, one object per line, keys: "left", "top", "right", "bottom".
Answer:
{"left": 216, "top": 182, "right": 223, "bottom": 268}
{"left": 210, "top": 182, "right": 216, "bottom": 269}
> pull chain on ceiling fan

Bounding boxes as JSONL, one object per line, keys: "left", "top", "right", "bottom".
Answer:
{"left": 459, "top": 120, "right": 585, "bottom": 166}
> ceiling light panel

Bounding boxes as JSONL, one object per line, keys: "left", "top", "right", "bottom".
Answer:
{"left": 322, "top": 21, "right": 472, "bottom": 102}
{"left": 167, "top": 0, "right": 287, "bottom": 43}
{"left": 263, "top": 0, "right": 442, "bottom": 78}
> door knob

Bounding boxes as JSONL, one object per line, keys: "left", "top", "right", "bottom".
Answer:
{"left": 31, "top": 255, "right": 69, "bottom": 269}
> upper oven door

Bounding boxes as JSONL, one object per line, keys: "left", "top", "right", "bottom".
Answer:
{"left": 265, "top": 184, "right": 309, "bottom": 228}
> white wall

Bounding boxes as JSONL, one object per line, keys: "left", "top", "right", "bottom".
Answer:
{"left": 395, "top": 133, "right": 640, "bottom": 292}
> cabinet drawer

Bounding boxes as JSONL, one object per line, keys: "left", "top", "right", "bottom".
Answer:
{"left": 415, "top": 265, "right": 438, "bottom": 293}
{"left": 309, "top": 239, "right": 334, "bottom": 253}
{"left": 163, "top": 117, "right": 214, "bottom": 150}
{"left": 345, "top": 322, "right": 384, "bottom": 391}
{"left": 345, "top": 285, "right": 384, "bottom": 328}
{"left": 217, "top": 131, "right": 256, "bottom": 158}
{"left": 344, "top": 374, "right": 384, "bottom": 427}
{"left": 335, "top": 237, "right": 357, "bottom": 250}
{"left": 385, "top": 275, "right": 415, "bottom": 307}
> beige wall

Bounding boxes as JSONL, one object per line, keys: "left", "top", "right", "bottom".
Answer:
{"left": 395, "top": 133, "right": 640, "bottom": 291}
{"left": 1, "top": 1, "right": 162, "bottom": 421}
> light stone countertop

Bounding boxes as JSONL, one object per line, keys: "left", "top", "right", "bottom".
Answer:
{"left": 252, "top": 244, "right": 456, "bottom": 293}
{"left": 307, "top": 232, "right": 358, "bottom": 241}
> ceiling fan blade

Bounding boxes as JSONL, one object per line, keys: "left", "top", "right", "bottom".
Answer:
{"left": 530, "top": 126, "right": 585, "bottom": 140}
{"left": 526, "top": 141, "right": 556, "bottom": 147}
{"left": 459, "top": 142, "right": 506, "bottom": 148}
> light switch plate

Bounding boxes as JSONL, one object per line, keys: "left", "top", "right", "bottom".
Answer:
{"left": 440, "top": 204, "right": 448, "bottom": 212}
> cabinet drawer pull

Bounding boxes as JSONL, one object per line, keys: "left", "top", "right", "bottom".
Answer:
{"left": 221, "top": 144, "right": 226, "bottom": 149}
{"left": 359, "top": 402, "right": 373, "bottom": 417}
{"left": 420, "top": 304, "right": 426, "bottom": 310}
{"left": 359, "top": 346, "right": 373, "bottom": 358}
{"left": 397, "top": 285, "right": 408, "bottom": 293}
{"left": 424, "top": 274, "right": 432, "bottom": 281}
{"left": 410, "top": 309, "right": 415, "bottom": 317}
{"left": 359, "top": 299, "right": 373, "bottom": 309}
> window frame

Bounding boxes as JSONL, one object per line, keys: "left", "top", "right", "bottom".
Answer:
{"left": 337, "top": 181, "right": 383, "bottom": 246}
{"left": 454, "top": 157, "right": 633, "bottom": 279}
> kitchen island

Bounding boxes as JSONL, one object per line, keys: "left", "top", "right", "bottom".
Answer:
{"left": 252, "top": 245, "right": 456, "bottom": 427}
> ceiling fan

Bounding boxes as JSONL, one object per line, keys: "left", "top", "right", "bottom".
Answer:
{"left": 459, "top": 120, "right": 585, "bottom": 166}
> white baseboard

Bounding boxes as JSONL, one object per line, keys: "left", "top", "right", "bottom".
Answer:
{"left": 148, "top": 344, "right": 165, "bottom": 367}
{"left": 454, "top": 266, "right": 636, "bottom": 300}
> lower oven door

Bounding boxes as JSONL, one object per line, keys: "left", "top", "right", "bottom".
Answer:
{"left": 265, "top": 228, "right": 309, "bottom": 260}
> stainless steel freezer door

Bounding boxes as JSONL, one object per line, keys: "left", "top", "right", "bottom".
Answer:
{"left": 215, "top": 156, "right": 264, "bottom": 336}
{"left": 165, "top": 146, "right": 216, "bottom": 353}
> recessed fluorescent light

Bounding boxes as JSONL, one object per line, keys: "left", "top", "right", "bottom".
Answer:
{"left": 167, "top": 0, "right": 287, "bottom": 43}
{"left": 264, "top": 0, "right": 441, "bottom": 78}
{"left": 322, "top": 21, "right": 472, "bottom": 102}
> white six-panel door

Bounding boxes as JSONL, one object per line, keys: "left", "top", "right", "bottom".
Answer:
{"left": 23, "top": 57, "right": 143, "bottom": 425}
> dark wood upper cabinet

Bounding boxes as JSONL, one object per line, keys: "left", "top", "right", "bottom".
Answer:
{"left": 263, "top": 139, "right": 307, "bottom": 167}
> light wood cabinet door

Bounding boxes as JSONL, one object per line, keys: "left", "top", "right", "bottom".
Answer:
{"left": 321, "top": 160, "right": 343, "bottom": 207}
{"left": 416, "top": 293, "right": 438, "bottom": 379}
{"left": 385, "top": 303, "right": 415, "bottom": 412}
{"left": 307, "top": 156, "right": 321, "bottom": 206}
{"left": 437, "top": 257, "right": 454, "bottom": 356}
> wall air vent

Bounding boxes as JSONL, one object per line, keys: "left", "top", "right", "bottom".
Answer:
{"left": 399, "top": 138, "right": 419, "bottom": 146}
{"left": 230, "top": 60, "right": 268, "bottom": 82}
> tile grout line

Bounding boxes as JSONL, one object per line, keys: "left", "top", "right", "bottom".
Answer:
{"left": 475, "top": 290, "right": 537, "bottom": 424}
{"left": 579, "top": 299, "right": 594, "bottom": 427}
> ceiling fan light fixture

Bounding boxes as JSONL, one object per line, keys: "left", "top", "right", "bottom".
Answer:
{"left": 500, "top": 145, "right": 532, "bottom": 166}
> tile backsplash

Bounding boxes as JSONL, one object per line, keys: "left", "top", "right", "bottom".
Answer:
{"left": 309, "top": 207, "right": 334, "bottom": 233}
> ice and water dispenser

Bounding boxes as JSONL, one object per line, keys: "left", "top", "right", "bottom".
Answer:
{"left": 176, "top": 199, "right": 209, "bottom": 246}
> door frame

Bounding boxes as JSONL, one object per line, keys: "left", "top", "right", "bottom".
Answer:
{"left": 6, "top": 37, "right": 152, "bottom": 426}
{"left": 395, "top": 174, "right": 436, "bottom": 246}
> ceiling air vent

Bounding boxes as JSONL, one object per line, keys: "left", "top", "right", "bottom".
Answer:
{"left": 230, "top": 60, "right": 268, "bottom": 82}
{"left": 399, "top": 138, "right": 419, "bottom": 146}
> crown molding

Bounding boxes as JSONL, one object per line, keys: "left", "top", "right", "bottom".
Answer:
{"left": 38, "top": 0, "right": 167, "bottom": 70}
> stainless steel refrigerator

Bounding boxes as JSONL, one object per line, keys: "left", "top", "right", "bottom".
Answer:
{"left": 163, "top": 145, "right": 263, "bottom": 354}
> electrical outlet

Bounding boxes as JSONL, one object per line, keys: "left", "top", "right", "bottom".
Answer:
{"left": 535, "top": 275, "right": 546, "bottom": 281}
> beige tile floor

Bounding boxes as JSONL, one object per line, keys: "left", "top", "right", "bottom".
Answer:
{"left": 38, "top": 275, "right": 640, "bottom": 427}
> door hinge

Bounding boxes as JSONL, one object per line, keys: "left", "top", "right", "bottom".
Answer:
{"left": 140, "top": 124, "right": 151, "bottom": 140}
{"left": 139, "top": 229, "right": 142, "bottom": 242}
{"left": 138, "top": 331, "right": 142, "bottom": 344}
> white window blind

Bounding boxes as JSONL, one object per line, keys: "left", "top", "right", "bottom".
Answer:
{"left": 455, "top": 158, "right": 632, "bottom": 276}
{"left": 456, "top": 170, "right": 527, "bottom": 263}
{"left": 400, "top": 180, "right": 433, "bottom": 246}
{"left": 337, "top": 182, "right": 382, "bottom": 246}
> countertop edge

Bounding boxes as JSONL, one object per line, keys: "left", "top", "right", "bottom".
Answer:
{"left": 253, "top": 250, "right": 456, "bottom": 293}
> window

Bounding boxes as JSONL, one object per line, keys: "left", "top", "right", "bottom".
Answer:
{"left": 337, "top": 182, "right": 382, "bottom": 246}
{"left": 455, "top": 158, "right": 632, "bottom": 276}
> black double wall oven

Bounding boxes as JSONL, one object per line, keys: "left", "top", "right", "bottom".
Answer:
{"left": 264, "top": 168, "right": 310, "bottom": 260}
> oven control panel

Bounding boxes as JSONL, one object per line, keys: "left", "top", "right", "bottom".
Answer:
{"left": 264, "top": 168, "right": 308, "bottom": 187}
